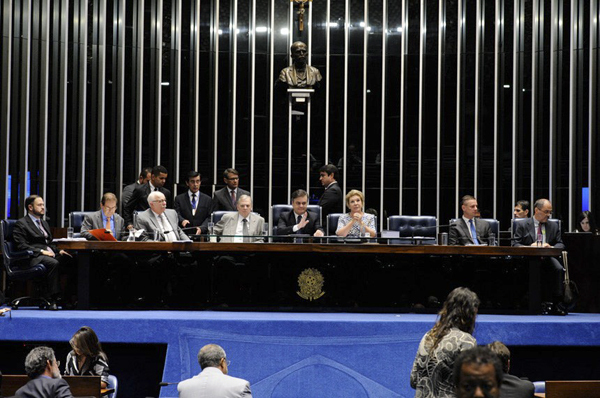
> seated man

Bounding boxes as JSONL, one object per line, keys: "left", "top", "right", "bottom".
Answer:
{"left": 178, "top": 344, "right": 252, "bottom": 398}
{"left": 135, "top": 191, "right": 189, "bottom": 241}
{"left": 454, "top": 346, "right": 503, "bottom": 398}
{"left": 487, "top": 341, "right": 535, "bottom": 398}
{"left": 15, "top": 346, "right": 74, "bottom": 398}
{"left": 80, "top": 192, "right": 125, "bottom": 240}
{"left": 12, "top": 195, "right": 73, "bottom": 310}
{"left": 214, "top": 195, "right": 264, "bottom": 243}
{"left": 276, "top": 189, "right": 324, "bottom": 238}
{"left": 449, "top": 195, "right": 492, "bottom": 245}
{"left": 513, "top": 198, "right": 566, "bottom": 315}
{"left": 174, "top": 171, "right": 213, "bottom": 234}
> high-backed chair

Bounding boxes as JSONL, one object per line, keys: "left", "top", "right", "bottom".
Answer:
{"left": 512, "top": 218, "right": 561, "bottom": 237}
{"left": 69, "top": 211, "right": 96, "bottom": 238}
{"left": 107, "top": 374, "right": 118, "bottom": 398}
{"left": 211, "top": 211, "right": 237, "bottom": 224}
{"left": 326, "top": 213, "right": 345, "bottom": 237}
{"left": 387, "top": 215, "right": 436, "bottom": 244}
{"left": 270, "top": 204, "right": 322, "bottom": 235}
{"left": 449, "top": 218, "right": 500, "bottom": 245}
{"left": 1, "top": 220, "right": 51, "bottom": 309}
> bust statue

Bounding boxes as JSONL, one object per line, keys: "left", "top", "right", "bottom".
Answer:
{"left": 278, "top": 41, "right": 322, "bottom": 88}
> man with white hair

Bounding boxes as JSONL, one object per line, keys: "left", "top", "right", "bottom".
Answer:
{"left": 134, "top": 191, "right": 189, "bottom": 241}
{"left": 15, "top": 346, "right": 74, "bottom": 398}
{"left": 178, "top": 344, "right": 252, "bottom": 398}
{"left": 213, "top": 195, "right": 264, "bottom": 243}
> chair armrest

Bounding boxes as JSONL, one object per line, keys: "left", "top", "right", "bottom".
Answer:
{"left": 6, "top": 249, "right": 34, "bottom": 261}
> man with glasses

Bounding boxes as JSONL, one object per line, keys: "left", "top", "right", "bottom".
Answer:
{"left": 513, "top": 198, "right": 567, "bottom": 315}
{"left": 81, "top": 193, "right": 125, "bottom": 240}
{"left": 15, "top": 346, "right": 74, "bottom": 397}
{"left": 212, "top": 168, "right": 250, "bottom": 212}
{"left": 124, "top": 165, "right": 172, "bottom": 229}
{"left": 178, "top": 344, "right": 252, "bottom": 398}
{"left": 135, "top": 191, "right": 189, "bottom": 241}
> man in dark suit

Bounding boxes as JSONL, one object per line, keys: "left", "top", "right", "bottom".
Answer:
{"left": 15, "top": 346, "right": 74, "bottom": 398}
{"left": 80, "top": 192, "right": 125, "bottom": 240}
{"left": 123, "top": 165, "right": 172, "bottom": 228}
{"left": 12, "top": 196, "right": 73, "bottom": 310}
{"left": 449, "top": 195, "right": 493, "bottom": 245}
{"left": 120, "top": 166, "right": 152, "bottom": 214}
{"left": 513, "top": 198, "right": 566, "bottom": 315}
{"left": 317, "top": 164, "right": 343, "bottom": 220}
{"left": 174, "top": 171, "right": 213, "bottom": 234}
{"left": 487, "top": 342, "right": 535, "bottom": 398}
{"left": 276, "top": 189, "right": 324, "bottom": 238}
{"left": 212, "top": 168, "right": 250, "bottom": 211}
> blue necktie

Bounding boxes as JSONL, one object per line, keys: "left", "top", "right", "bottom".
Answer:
{"left": 191, "top": 193, "right": 197, "bottom": 210}
{"left": 469, "top": 219, "right": 479, "bottom": 245}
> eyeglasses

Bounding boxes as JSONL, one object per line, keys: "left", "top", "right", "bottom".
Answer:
{"left": 152, "top": 199, "right": 167, "bottom": 203}
{"left": 222, "top": 358, "right": 231, "bottom": 366}
{"left": 104, "top": 206, "right": 117, "bottom": 211}
{"left": 226, "top": 176, "right": 239, "bottom": 181}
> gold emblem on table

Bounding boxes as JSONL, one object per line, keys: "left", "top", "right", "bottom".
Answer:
{"left": 297, "top": 268, "right": 325, "bottom": 301}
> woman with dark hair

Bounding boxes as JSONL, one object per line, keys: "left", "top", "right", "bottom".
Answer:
{"left": 575, "top": 211, "right": 598, "bottom": 234}
{"left": 64, "top": 326, "right": 110, "bottom": 389}
{"left": 410, "top": 287, "right": 480, "bottom": 398}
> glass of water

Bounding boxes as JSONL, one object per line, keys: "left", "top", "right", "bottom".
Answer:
{"left": 66, "top": 227, "right": 74, "bottom": 239}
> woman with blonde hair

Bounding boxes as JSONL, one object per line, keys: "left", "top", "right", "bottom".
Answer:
{"left": 335, "top": 190, "right": 377, "bottom": 237}
{"left": 64, "top": 326, "right": 110, "bottom": 389}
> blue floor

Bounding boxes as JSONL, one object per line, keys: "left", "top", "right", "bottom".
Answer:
{"left": 2, "top": 310, "right": 600, "bottom": 398}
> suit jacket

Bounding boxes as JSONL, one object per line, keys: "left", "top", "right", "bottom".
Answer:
{"left": 123, "top": 183, "right": 172, "bottom": 226}
{"left": 213, "top": 212, "right": 264, "bottom": 243}
{"left": 276, "top": 210, "right": 323, "bottom": 236}
{"left": 449, "top": 218, "right": 492, "bottom": 245}
{"left": 318, "top": 182, "right": 343, "bottom": 219}
{"left": 513, "top": 218, "right": 565, "bottom": 248}
{"left": 14, "top": 376, "right": 74, "bottom": 398}
{"left": 80, "top": 210, "right": 125, "bottom": 241}
{"left": 120, "top": 181, "right": 140, "bottom": 213}
{"left": 134, "top": 208, "right": 189, "bottom": 241}
{"left": 174, "top": 191, "right": 213, "bottom": 234}
{"left": 177, "top": 367, "right": 252, "bottom": 398}
{"left": 13, "top": 216, "right": 58, "bottom": 256}
{"left": 212, "top": 187, "right": 250, "bottom": 212}
{"left": 499, "top": 374, "right": 535, "bottom": 398}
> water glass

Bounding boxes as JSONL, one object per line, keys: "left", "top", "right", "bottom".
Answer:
{"left": 66, "top": 227, "right": 74, "bottom": 239}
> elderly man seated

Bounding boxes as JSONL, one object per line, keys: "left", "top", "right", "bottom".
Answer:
{"left": 213, "top": 195, "right": 265, "bottom": 243}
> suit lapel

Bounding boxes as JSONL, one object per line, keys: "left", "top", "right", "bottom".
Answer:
{"left": 459, "top": 219, "right": 473, "bottom": 244}
{"left": 527, "top": 219, "right": 536, "bottom": 243}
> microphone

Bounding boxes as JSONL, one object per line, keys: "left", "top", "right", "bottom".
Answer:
{"left": 159, "top": 381, "right": 179, "bottom": 387}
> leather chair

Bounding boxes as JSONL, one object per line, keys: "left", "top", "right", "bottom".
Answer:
{"left": 107, "top": 374, "right": 118, "bottom": 398}
{"left": 0, "top": 220, "right": 51, "bottom": 309}
{"left": 69, "top": 211, "right": 96, "bottom": 238}
{"left": 211, "top": 211, "right": 237, "bottom": 224}
{"left": 512, "top": 218, "right": 561, "bottom": 241}
{"left": 449, "top": 218, "right": 500, "bottom": 245}
{"left": 270, "top": 204, "right": 322, "bottom": 235}
{"left": 387, "top": 215, "right": 436, "bottom": 245}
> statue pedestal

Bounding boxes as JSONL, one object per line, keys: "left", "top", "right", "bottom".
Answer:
{"left": 288, "top": 88, "right": 314, "bottom": 115}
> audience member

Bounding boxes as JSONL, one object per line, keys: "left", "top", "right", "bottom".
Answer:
{"left": 123, "top": 165, "right": 172, "bottom": 228}
{"left": 121, "top": 167, "right": 152, "bottom": 213}
{"left": 135, "top": 191, "right": 190, "bottom": 241}
{"left": 335, "top": 190, "right": 376, "bottom": 237}
{"left": 276, "top": 189, "right": 324, "bottom": 237}
{"left": 318, "top": 164, "right": 343, "bottom": 220}
{"left": 12, "top": 195, "right": 73, "bottom": 311}
{"left": 453, "top": 346, "right": 503, "bottom": 398}
{"left": 512, "top": 198, "right": 566, "bottom": 315}
{"left": 15, "top": 346, "right": 74, "bottom": 398}
{"left": 174, "top": 171, "right": 213, "bottom": 235}
{"left": 575, "top": 210, "right": 598, "bottom": 234}
{"left": 449, "top": 195, "right": 493, "bottom": 245}
{"left": 80, "top": 193, "right": 125, "bottom": 240}
{"left": 178, "top": 344, "right": 252, "bottom": 398}
{"left": 212, "top": 168, "right": 250, "bottom": 212}
{"left": 410, "top": 287, "right": 480, "bottom": 398}
{"left": 64, "top": 326, "right": 110, "bottom": 389}
{"left": 487, "top": 341, "right": 534, "bottom": 398}
{"left": 514, "top": 201, "right": 530, "bottom": 219}
{"left": 214, "top": 195, "right": 264, "bottom": 243}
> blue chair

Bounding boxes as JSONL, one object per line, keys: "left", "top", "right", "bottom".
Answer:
{"left": 107, "top": 374, "right": 118, "bottom": 398}
{"left": 387, "top": 215, "right": 436, "bottom": 245}
{"left": 211, "top": 211, "right": 237, "bottom": 224}
{"left": 512, "top": 218, "right": 561, "bottom": 241}
{"left": 449, "top": 218, "right": 500, "bottom": 245}
{"left": 270, "top": 204, "right": 322, "bottom": 235}
{"left": 69, "top": 211, "right": 96, "bottom": 238}
{"left": 533, "top": 381, "right": 545, "bottom": 393}
{"left": 0, "top": 220, "right": 51, "bottom": 309}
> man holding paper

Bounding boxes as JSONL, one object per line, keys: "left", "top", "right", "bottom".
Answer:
{"left": 135, "top": 191, "right": 190, "bottom": 241}
{"left": 81, "top": 193, "right": 125, "bottom": 240}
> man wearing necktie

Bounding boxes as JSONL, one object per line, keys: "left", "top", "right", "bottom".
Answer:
{"left": 135, "top": 191, "right": 189, "bottom": 241}
{"left": 276, "top": 189, "right": 324, "bottom": 238}
{"left": 213, "top": 195, "right": 265, "bottom": 243}
{"left": 12, "top": 195, "right": 73, "bottom": 310}
{"left": 174, "top": 171, "right": 214, "bottom": 235}
{"left": 211, "top": 168, "right": 250, "bottom": 212}
{"left": 513, "top": 198, "right": 567, "bottom": 315}
{"left": 449, "top": 195, "right": 493, "bottom": 246}
{"left": 80, "top": 192, "right": 125, "bottom": 240}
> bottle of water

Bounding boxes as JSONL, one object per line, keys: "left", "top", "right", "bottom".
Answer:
{"left": 536, "top": 231, "right": 543, "bottom": 247}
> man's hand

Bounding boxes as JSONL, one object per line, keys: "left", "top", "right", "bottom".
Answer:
{"left": 182, "top": 220, "right": 190, "bottom": 227}
{"left": 41, "top": 250, "right": 55, "bottom": 257}
{"left": 313, "top": 229, "right": 324, "bottom": 237}
{"left": 297, "top": 213, "right": 310, "bottom": 229}
{"left": 59, "top": 250, "right": 73, "bottom": 258}
{"left": 196, "top": 227, "right": 202, "bottom": 235}
{"left": 127, "top": 224, "right": 133, "bottom": 230}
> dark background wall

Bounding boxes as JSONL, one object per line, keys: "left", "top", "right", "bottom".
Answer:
{"left": 1, "top": 0, "right": 598, "bottom": 230}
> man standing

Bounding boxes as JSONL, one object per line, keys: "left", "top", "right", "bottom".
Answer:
{"left": 174, "top": 171, "right": 213, "bottom": 234}
{"left": 318, "top": 164, "right": 343, "bottom": 220}
{"left": 212, "top": 168, "right": 250, "bottom": 212}
{"left": 487, "top": 342, "right": 535, "bottom": 398}
{"left": 15, "top": 346, "right": 74, "bottom": 398}
{"left": 135, "top": 191, "right": 189, "bottom": 241}
{"left": 80, "top": 193, "right": 125, "bottom": 240}
{"left": 12, "top": 196, "right": 72, "bottom": 310}
{"left": 121, "top": 167, "right": 152, "bottom": 213}
{"left": 449, "top": 195, "right": 493, "bottom": 245}
{"left": 178, "top": 344, "right": 252, "bottom": 398}
{"left": 214, "top": 195, "right": 264, "bottom": 243}
{"left": 513, "top": 198, "right": 566, "bottom": 315}
{"left": 514, "top": 200, "right": 530, "bottom": 219}
{"left": 277, "top": 189, "right": 324, "bottom": 237}
{"left": 124, "top": 165, "right": 172, "bottom": 228}
{"left": 454, "top": 347, "right": 503, "bottom": 398}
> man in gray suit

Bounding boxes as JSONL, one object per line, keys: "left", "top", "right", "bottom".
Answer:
{"left": 178, "top": 344, "right": 252, "bottom": 398}
{"left": 487, "top": 341, "right": 535, "bottom": 398}
{"left": 15, "top": 346, "right": 74, "bottom": 398}
{"left": 212, "top": 168, "right": 250, "bottom": 212}
{"left": 81, "top": 192, "right": 125, "bottom": 240}
{"left": 214, "top": 195, "right": 264, "bottom": 243}
{"left": 449, "top": 195, "right": 493, "bottom": 245}
{"left": 135, "top": 191, "right": 189, "bottom": 241}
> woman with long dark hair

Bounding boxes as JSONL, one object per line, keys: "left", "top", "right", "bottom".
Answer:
{"left": 410, "top": 287, "right": 480, "bottom": 398}
{"left": 64, "top": 326, "right": 110, "bottom": 389}
{"left": 575, "top": 211, "right": 598, "bottom": 234}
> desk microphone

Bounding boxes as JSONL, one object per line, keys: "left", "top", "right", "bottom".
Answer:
{"left": 159, "top": 381, "right": 180, "bottom": 387}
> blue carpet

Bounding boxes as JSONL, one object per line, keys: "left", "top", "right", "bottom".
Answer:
{"left": 2, "top": 310, "right": 600, "bottom": 398}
